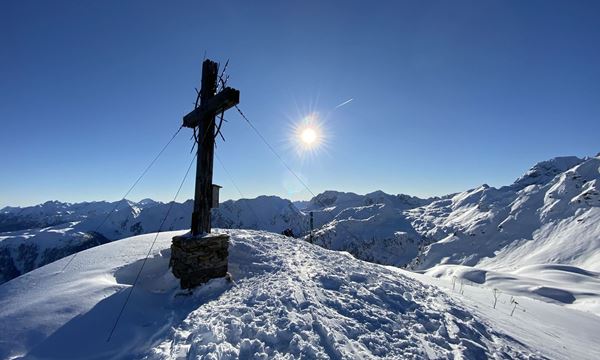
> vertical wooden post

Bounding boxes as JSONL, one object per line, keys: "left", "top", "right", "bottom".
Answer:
{"left": 191, "top": 60, "right": 219, "bottom": 236}
{"left": 309, "top": 211, "right": 314, "bottom": 243}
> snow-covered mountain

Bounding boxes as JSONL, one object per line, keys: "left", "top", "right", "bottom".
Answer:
{"left": 0, "top": 189, "right": 432, "bottom": 284}
{"left": 2, "top": 154, "right": 600, "bottom": 358}
{"left": 2, "top": 153, "right": 599, "bottom": 310}
{"left": 311, "top": 203, "right": 422, "bottom": 266}
{"left": 213, "top": 195, "right": 306, "bottom": 234}
{"left": 303, "top": 155, "right": 600, "bottom": 312}
{"left": 304, "top": 190, "right": 437, "bottom": 266}
{"left": 0, "top": 199, "right": 184, "bottom": 284}
{"left": 243, "top": 155, "right": 597, "bottom": 317}
{"left": 0, "top": 196, "right": 306, "bottom": 284}
{"left": 399, "top": 155, "right": 600, "bottom": 314}
{"left": 2, "top": 230, "right": 598, "bottom": 359}
{"left": 406, "top": 155, "right": 600, "bottom": 271}
{"left": 308, "top": 155, "right": 600, "bottom": 272}
{"left": 0, "top": 199, "right": 138, "bottom": 232}
{"left": 306, "top": 190, "right": 435, "bottom": 227}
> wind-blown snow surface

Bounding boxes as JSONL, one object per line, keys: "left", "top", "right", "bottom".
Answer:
{"left": 4, "top": 230, "right": 597, "bottom": 359}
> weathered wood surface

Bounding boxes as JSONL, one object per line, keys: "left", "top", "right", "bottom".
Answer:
{"left": 186, "top": 59, "right": 240, "bottom": 236}
{"left": 183, "top": 87, "right": 240, "bottom": 128}
{"left": 191, "top": 60, "right": 218, "bottom": 236}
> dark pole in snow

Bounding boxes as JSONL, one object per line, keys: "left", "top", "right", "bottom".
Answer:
{"left": 309, "top": 211, "right": 314, "bottom": 243}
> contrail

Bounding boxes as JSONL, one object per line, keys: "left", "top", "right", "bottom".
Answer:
{"left": 335, "top": 98, "right": 353, "bottom": 109}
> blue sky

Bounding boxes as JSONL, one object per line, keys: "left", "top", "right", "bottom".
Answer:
{"left": 1, "top": 1, "right": 599, "bottom": 207}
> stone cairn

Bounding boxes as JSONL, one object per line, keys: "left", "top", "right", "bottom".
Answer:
{"left": 170, "top": 233, "right": 230, "bottom": 289}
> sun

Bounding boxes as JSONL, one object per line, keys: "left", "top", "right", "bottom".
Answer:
{"left": 293, "top": 113, "right": 323, "bottom": 152}
{"left": 286, "top": 111, "right": 329, "bottom": 159}
{"left": 300, "top": 127, "right": 318, "bottom": 145}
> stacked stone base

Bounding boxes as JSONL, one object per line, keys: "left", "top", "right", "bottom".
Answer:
{"left": 170, "top": 233, "right": 229, "bottom": 289}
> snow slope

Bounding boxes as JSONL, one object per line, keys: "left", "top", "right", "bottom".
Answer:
{"left": 311, "top": 203, "right": 422, "bottom": 266}
{"left": 404, "top": 155, "right": 600, "bottom": 315}
{"left": 301, "top": 190, "right": 438, "bottom": 267}
{"left": 0, "top": 221, "right": 109, "bottom": 283}
{"left": 424, "top": 263, "right": 600, "bottom": 315}
{"left": 0, "top": 196, "right": 306, "bottom": 284}
{"left": 408, "top": 156, "right": 600, "bottom": 271}
{"left": 397, "top": 267, "right": 600, "bottom": 360}
{"left": 4, "top": 230, "right": 595, "bottom": 359}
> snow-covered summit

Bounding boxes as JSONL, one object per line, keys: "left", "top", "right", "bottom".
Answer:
{"left": 513, "top": 156, "right": 584, "bottom": 189}
{"left": 306, "top": 190, "right": 432, "bottom": 213}
{"left": 214, "top": 195, "right": 305, "bottom": 233}
{"left": 409, "top": 155, "right": 600, "bottom": 271}
{"left": 137, "top": 198, "right": 162, "bottom": 207}
{"left": 3, "top": 230, "right": 596, "bottom": 359}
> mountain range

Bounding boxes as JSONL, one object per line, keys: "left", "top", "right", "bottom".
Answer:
{"left": 1, "top": 153, "right": 600, "bottom": 358}
{"left": 1, "top": 154, "right": 599, "bottom": 301}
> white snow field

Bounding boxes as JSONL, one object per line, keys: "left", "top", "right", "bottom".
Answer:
{"left": 1, "top": 230, "right": 599, "bottom": 359}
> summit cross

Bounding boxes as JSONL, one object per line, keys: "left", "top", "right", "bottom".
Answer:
{"left": 182, "top": 59, "right": 240, "bottom": 236}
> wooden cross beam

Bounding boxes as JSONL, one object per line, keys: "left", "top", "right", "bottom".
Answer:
{"left": 183, "top": 87, "right": 240, "bottom": 128}
{"left": 184, "top": 59, "right": 240, "bottom": 236}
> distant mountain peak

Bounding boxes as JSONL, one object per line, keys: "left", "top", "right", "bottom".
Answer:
{"left": 137, "top": 198, "right": 160, "bottom": 207}
{"left": 514, "top": 156, "right": 583, "bottom": 188}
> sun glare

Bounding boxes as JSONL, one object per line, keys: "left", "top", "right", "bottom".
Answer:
{"left": 286, "top": 110, "right": 330, "bottom": 160}
{"left": 301, "top": 127, "right": 317, "bottom": 144}
{"left": 295, "top": 114, "right": 323, "bottom": 152}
